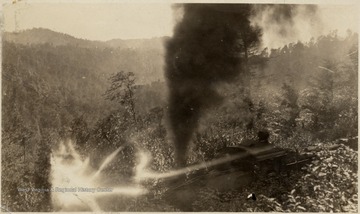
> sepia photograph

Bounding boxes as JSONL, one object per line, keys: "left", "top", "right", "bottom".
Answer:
{"left": 1, "top": 0, "right": 358, "bottom": 212}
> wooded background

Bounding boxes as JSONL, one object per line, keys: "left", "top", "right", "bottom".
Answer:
{"left": 2, "top": 28, "right": 357, "bottom": 211}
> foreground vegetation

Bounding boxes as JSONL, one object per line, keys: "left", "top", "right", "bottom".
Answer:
{"left": 2, "top": 30, "right": 358, "bottom": 211}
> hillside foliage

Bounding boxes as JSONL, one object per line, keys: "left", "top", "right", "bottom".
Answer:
{"left": 1, "top": 29, "right": 358, "bottom": 211}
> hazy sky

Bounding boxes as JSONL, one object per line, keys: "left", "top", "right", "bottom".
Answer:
{"left": 2, "top": 1, "right": 359, "bottom": 47}
{"left": 3, "top": 1, "right": 174, "bottom": 40}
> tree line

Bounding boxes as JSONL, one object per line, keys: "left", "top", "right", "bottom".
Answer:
{"left": 1, "top": 30, "right": 357, "bottom": 211}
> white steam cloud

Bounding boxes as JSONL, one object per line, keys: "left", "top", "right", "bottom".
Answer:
{"left": 251, "top": 4, "right": 358, "bottom": 49}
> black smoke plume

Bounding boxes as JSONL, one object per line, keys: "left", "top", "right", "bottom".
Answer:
{"left": 165, "top": 4, "right": 256, "bottom": 167}
{"left": 165, "top": 4, "right": 318, "bottom": 167}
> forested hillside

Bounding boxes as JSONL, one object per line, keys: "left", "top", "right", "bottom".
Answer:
{"left": 1, "top": 28, "right": 357, "bottom": 211}
{"left": 2, "top": 29, "right": 167, "bottom": 211}
{"left": 4, "top": 28, "right": 166, "bottom": 84}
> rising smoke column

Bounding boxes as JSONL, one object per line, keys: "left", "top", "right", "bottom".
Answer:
{"left": 165, "top": 4, "right": 321, "bottom": 167}
{"left": 165, "top": 4, "right": 256, "bottom": 167}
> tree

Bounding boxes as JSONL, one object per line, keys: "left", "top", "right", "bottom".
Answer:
{"left": 279, "top": 82, "right": 300, "bottom": 136}
{"left": 104, "top": 71, "right": 137, "bottom": 122}
{"left": 298, "top": 60, "right": 341, "bottom": 139}
{"left": 33, "top": 137, "right": 51, "bottom": 211}
{"left": 70, "top": 115, "right": 90, "bottom": 147}
{"left": 236, "top": 18, "right": 262, "bottom": 132}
